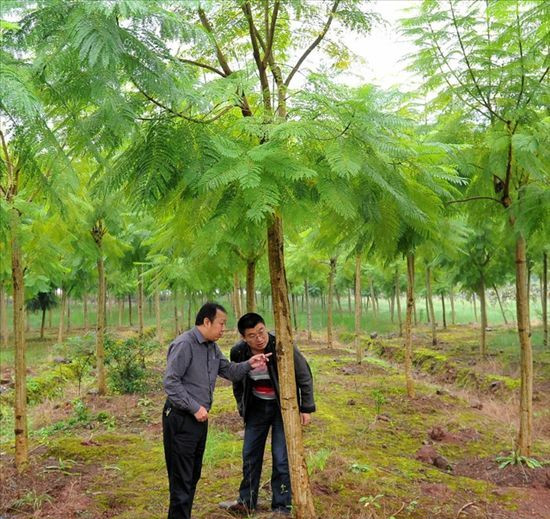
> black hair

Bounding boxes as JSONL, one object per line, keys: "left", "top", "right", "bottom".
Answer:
{"left": 237, "top": 312, "right": 266, "bottom": 335}
{"left": 195, "top": 302, "right": 227, "bottom": 326}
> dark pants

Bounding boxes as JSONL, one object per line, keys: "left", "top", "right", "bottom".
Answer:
{"left": 163, "top": 401, "right": 208, "bottom": 519}
{"left": 238, "top": 397, "right": 291, "bottom": 512}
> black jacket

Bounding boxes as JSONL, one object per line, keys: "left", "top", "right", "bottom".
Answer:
{"left": 229, "top": 333, "right": 316, "bottom": 422}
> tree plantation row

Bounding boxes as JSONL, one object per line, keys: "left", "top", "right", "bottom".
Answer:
{"left": 0, "top": 2, "right": 548, "bottom": 518}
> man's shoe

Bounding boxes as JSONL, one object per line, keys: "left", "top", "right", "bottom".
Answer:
{"left": 219, "top": 500, "right": 252, "bottom": 515}
{"left": 270, "top": 507, "right": 291, "bottom": 516}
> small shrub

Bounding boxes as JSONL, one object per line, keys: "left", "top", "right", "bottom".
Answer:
{"left": 307, "top": 448, "right": 331, "bottom": 475}
{"left": 370, "top": 389, "right": 386, "bottom": 416}
{"left": 496, "top": 450, "right": 543, "bottom": 469}
{"left": 105, "top": 335, "right": 158, "bottom": 394}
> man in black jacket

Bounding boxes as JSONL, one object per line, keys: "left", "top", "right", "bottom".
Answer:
{"left": 221, "top": 312, "right": 315, "bottom": 516}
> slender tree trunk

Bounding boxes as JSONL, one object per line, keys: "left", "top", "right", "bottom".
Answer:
{"left": 347, "top": 288, "right": 352, "bottom": 313}
{"left": 395, "top": 266, "right": 403, "bottom": 338}
{"left": 354, "top": 254, "right": 362, "bottom": 364}
{"left": 478, "top": 274, "right": 488, "bottom": 359}
{"left": 58, "top": 290, "right": 66, "bottom": 346}
{"left": 441, "top": 293, "right": 447, "bottom": 329}
{"left": 369, "top": 277, "right": 377, "bottom": 317}
{"left": 335, "top": 289, "right": 342, "bottom": 313}
{"left": 493, "top": 284, "right": 508, "bottom": 325}
{"left": 291, "top": 292, "right": 298, "bottom": 332}
{"left": 67, "top": 296, "right": 71, "bottom": 331}
{"left": 472, "top": 293, "right": 478, "bottom": 322}
{"left": 404, "top": 253, "right": 416, "bottom": 399}
{"left": 390, "top": 292, "right": 395, "bottom": 323}
{"left": 304, "top": 279, "right": 312, "bottom": 342}
{"left": 187, "top": 294, "right": 192, "bottom": 330}
{"left": 246, "top": 260, "right": 256, "bottom": 312}
{"left": 233, "top": 271, "right": 242, "bottom": 320}
{"left": 527, "top": 265, "right": 532, "bottom": 335}
{"left": 83, "top": 293, "right": 88, "bottom": 331}
{"left": 137, "top": 266, "right": 144, "bottom": 336}
{"left": 515, "top": 235, "right": 533, "bottom": 456}
{"left": 155, "top": 287, "right": 162, "bottom": 344}
{"left": 173, "top": 287, "right": 179, "bottom": 336}
{"left": 266, "top": 214, "right": 315, "bottom": 517}
{"left": 0, "top": 282, "right": 8, "bottom": 348}
{"left": 10, "top": 209, "right": 28, "bottom": 470}
{"left": 424, "top": 295, "right": 430, "bottom": 323}
{"left": 327, "top": 258, "right": 336, "bottom": 348}
{"left": 426, "top": 266, "right": 437, "bottom": 346}
{"left": 96, "top": 255, "right": 107, "bottom": 395}
{"left": 48, "top": 308, "right": 52, "bottom": 329}
{"left": 40, "top": 308, "right": 46, "bottom": 340}
{"left": 118, "top": 298, "right": 123, "bottom": 327}
{"left": 128, "top": 294, "right": 133, "bottom": 326}
{"left": 543, "top": 252, "right": 548, "bottom": 348}
{"left": 413, "top": 298, "right": 418, "bottom": 326}
{"left": 450, "top": 285, "right": 456, "bottom": 325}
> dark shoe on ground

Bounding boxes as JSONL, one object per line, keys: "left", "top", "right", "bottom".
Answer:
{"left": 219, "top": 500, "right": 252, "bottom": 515}
{"left": 270, "top": 507, "right": 291, "bottom": 516}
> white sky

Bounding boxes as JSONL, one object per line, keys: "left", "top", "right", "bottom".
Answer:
{"left": 338, "top": 0, "right": 421, "bottom": 91}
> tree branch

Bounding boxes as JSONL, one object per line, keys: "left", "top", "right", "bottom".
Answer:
{"left": 243, "top": 2, "right": 272, "bottom": 111}
{"left": 446, "top": 196, "right": 503, "bottom": 206}
{"left": 176, "top": 57, "right": 226, "bottom": 77}
{"left": 284, "top": 0, "right": 340, "bottom": 88}
{"left": 449, "top": 0, "right": 503, "bottom": 122}
{"left": 515, "top": 3, "right": 525, "bottom": 110}
{"left": 133, "top": 81, "right": 235, "bottom": 123}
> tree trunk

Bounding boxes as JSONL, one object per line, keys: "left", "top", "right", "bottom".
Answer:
{"left": 128, "top": 294, "right": 133, "bottom": 326}
{"left": 354, "top": 254, "right": 362, "bottom": 364}
{"left": 137, "top": 266, "right": 144, "bottom": 336}
{"left": 369, "top": 277, "right": 377, "bottom": 317}
{"left": 0, "top": 282, "right": 8, "bottom": 348}
{"left": 67, "top": 296, "right": 71, "bottom": 331}
{"left": 424, "top": 295, "right": 430, "bottom": 323}
{"left": 515, "top": 235, "right": 533, "bottom": 456}
{"left": 472, "top": 293, "right": 478, "bottom": 322}
{"left": 304, "top": 279, "right": 312, "bottom": 342}
{"left": 327, "top": 258, "right": 336, "bottom": 348}
{"left": 266, "top": 214, "right": 315, "bottom": 517}
{"left": 347, "top": 288, "right": 352, "bottom": 313}
{"left": 404, "top": 253, "right": 416, "bottom": 399}
{"left": 413, "top": 298, "right": 418, "bottom": 326}
{"left": 395, "top": 266, "right": 403, "bottom": 338}
{"left": 493, "top": 284, "right": 508, "bottom": 325}
{"left": 40, "top": 308, "right": 46, "bottom": 340}
{"left": 335, "top": 289, "right": 342, "bottom": 313}
{"left": 118, "top": 298, "right": 123, "bottom": 327}
{"left": 450, "top": 285, "right": 456, "bottom": 325}
{"left": 91, "top": 221, "right": 108, "bottom": 397}
{"left": 233, "top": 271, "right": 242, "bottom": 321}
{"left": 543, "top": 252, "right": 548, "bottom": 348}
{"left": 246, "top": 260, "right": 256, "bottom": 312}
{"left": 291, "top": 292, "right": 298, "bottom": 332}
{"left": 48, "top": 308, "right": 52, "bottom": 329}
{"left": 58, "top": 290, "right": 66, "bottom": 347}
{"left": 441, "top": 293, "right": 447, "bottom": 329}
{"left": 390, "top": 292, "right": 395, "bottom": 323}
{"left": 155, "top": 287, "right": 162, "bottom": 344}
{"left": 10, "top": 209, "right": 28, "bottom": 470}
{"left": 527, "top": 265, "right": 532, "bottom": 335}
{"left": 478, "top": 274, "right": 488, "bottom": 359}
{"left": 426, "top": 266, "right": 437, "bottom": 346}
{"left": 83, "top": 293, "right": 88, "bottom": 331}
{"left": 173, "top": 287, "right": 179, "bottom": 336}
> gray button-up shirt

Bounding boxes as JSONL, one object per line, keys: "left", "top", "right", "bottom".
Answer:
{"left": 164, "top": 327, "right": 252, "bottom": 414}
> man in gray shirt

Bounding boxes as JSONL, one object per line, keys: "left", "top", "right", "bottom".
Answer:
{"left": 163, "top": 302, "right": 271, "bottom": 519}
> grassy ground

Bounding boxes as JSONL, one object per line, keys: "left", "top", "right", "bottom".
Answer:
{"left": 1, "top": 306, "right": 549, "bottom": 519}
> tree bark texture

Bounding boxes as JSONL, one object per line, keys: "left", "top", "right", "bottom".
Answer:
{"left": 327, "top": 258, "right": 336, "bottom": 348}
{"left": 246, "top": 260, "right": 256, "bottom": 312}
{"left": 395, "top": 266, "right": 402, "bottom": 338}
{"left": 405, "top": 253, "right": 416, "bottom": 399}
{"left": 354, "top": 254, "right": 362, "bottom": 364}
{"left": 266, "top": 214, "right": 315, "bottom": 518}
{"left": 426, "top": 266, "right": 437, "bottom": 346}
{"left": 478, "top": 274, "right": 488, "bottom": 358}
{"left": 10, "top": 209, "right": 28, "bottom": 470}
{"left": 543, "top": 252, "right": 548, "bottom": 349}
{"left": 305, "top": 279, "right": 312, "bottom": 342}
{"left": 1, "top": 282, "right": 9, "bottom": 347}
{"left": 138, "top": 265, "right": 144, "bottom": 336}
{"left": 493, "top": 284, "right": 508, "bottom": 325}
{"left": 515, "top": 235, "right": 533, "bottom": 456}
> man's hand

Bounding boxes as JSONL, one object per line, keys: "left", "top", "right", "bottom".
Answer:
{"left": 194, "top": 406, "right": 208, "bottom": 422}
{"left": 300, "top": 413, "right": 311, "bottom": 426}
{"left": 249, "top": 352, "right": 272, "bottom": 369}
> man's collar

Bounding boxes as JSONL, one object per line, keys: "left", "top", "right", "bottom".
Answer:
{"left": 192, "top": 327, "right": 209, "bottom": 344}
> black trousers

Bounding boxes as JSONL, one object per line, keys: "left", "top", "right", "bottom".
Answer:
{"left": 163, "top": 401, "right": 208, "bottom": 519}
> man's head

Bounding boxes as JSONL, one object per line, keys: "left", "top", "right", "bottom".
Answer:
{"left": 195, "top": 302, "right": 227, "bottom": 342}
{"left": 238, "top": 313, "right": 268, "bottom": 352}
